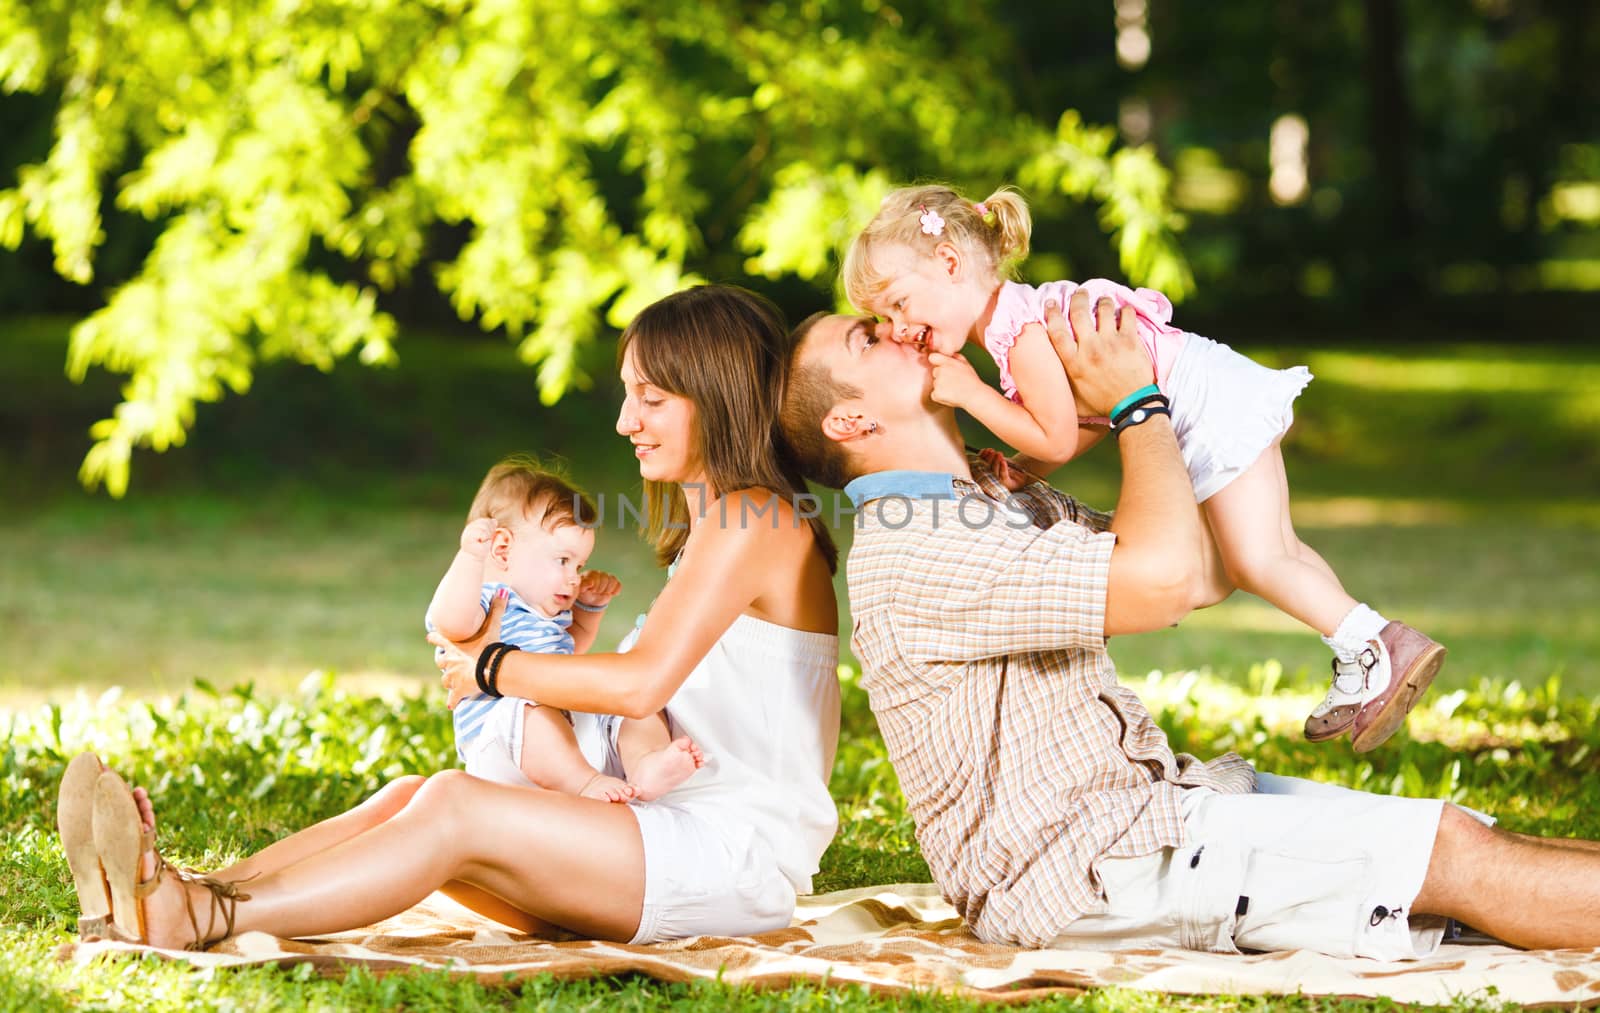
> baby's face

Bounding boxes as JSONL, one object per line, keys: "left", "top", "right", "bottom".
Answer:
{"left": 499, "top": 520, "right": 595, "bottom": 618}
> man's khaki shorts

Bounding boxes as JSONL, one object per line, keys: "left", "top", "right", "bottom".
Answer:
{"left": 1051, "top": 772, "right": 1493, "bottom": 960}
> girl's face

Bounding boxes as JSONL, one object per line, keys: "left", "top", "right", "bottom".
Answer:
{"left": 616, "top": 345, "right": 704, "bottom": 485}
{"left": 494, "top": 519, "right": 594, "bottom": 618}
{"left": 867, "top": 242, "right": 986, "bottom": 357}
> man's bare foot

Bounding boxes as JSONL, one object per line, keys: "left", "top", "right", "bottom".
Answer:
{"left": 627, "top": 737, "right": 705, "bottom": 802}
{"left": 577, "top": 773, "right": 638, "bottom": 804}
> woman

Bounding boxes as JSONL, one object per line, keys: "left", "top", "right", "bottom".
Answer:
{"left": 59, "top": 285, "right": 842, "bottom": 948}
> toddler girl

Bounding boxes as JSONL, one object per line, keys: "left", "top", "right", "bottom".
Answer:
{"left": 843, "top": 184, "right": 1444, "bottom": 752}
{"left": 427, "top": 456, "right": 703, "bottom": 798}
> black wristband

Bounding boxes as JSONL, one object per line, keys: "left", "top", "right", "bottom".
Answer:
{"left": 1110, "top": 392, "right": 1169, "bottom": 429}
{"left": 1111, "top": 403, "right": 1172, "bottom": 438}
{"left": 476, "top": 642, "right": 510, "bottom": 696}
{"left": 486, "top": 643, "right": 519, "bottom": 697}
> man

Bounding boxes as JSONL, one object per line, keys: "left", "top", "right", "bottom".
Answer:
{"left": 779, "top": 290, "right": 1600, "bottom": 957}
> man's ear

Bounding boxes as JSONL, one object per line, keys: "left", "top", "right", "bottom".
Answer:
{"left": 821, "top": 406, "right": 872, "bottom": 445}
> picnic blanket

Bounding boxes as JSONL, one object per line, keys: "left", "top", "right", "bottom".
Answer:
{"left": 62, "top": 883, "right": 1600, "bottom": 1006}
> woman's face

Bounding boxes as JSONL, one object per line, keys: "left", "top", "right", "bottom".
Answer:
{"left": 616, "top": 345, "right": 703, "bottom": 485}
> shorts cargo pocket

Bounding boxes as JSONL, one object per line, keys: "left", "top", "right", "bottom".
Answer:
{"left": 1231, "top": 847, "right": 1370, "bottom": 957}
{"left": 1175, "top": 842, "right": 1248, "bottom": 953}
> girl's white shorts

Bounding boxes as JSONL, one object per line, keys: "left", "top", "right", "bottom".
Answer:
{"left": 1164, "top": 334, "right": 1313, "bottom": 502}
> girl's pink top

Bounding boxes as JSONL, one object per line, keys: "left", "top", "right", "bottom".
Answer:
{"left": 983, "top": 279, "right": 1187, "bottom": 405}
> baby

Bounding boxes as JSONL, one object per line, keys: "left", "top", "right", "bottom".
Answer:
{"left": 426, "top": 456, "right": 703, "bottom": 800}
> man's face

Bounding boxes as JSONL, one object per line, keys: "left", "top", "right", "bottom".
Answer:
{"left": 804, "top": 313, "right": 936, "bottom": 422}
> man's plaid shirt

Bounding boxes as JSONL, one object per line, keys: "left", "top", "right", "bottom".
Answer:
{"left": 843, "top": 458, "right": 1255, "bottom": 947}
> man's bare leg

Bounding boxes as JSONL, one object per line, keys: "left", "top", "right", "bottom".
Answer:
{"left": 616, "top": 713, "right": 704, "bottom": 801}
{"left": 1413, "top": 806, "right": 1600, "bottom": 948}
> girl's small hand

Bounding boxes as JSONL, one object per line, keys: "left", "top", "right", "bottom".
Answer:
{"left": 459, "top": 517, "right": 497, "bottom": 559}
{"left": 428, "top": 587, "right": 508, "bottom": 708}
{"left": 928, "top": 351, "right": 985, "bottom": 408}
{"left": 978, "top": 447, "right": 1029, "bottom": 492}
{"left": 577, "top": 570, "right": 622, "bottom": 610}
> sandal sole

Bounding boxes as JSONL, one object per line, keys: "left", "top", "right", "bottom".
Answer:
{"left": 57, "top": 752, "right": 111, "bottom": 929}
{"left": 93, "top": 770, "right": 148, "bottom": 942}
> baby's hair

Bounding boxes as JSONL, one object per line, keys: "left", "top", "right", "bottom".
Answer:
{"left": 843, "top": 183, "right": 1032, "bottom": 310}
{"left": 466, "top": 455, "right": 598, "bottom": 531}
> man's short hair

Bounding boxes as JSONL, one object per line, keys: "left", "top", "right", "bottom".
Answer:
{"left": 780, "top": 312, "right": 864, "bottom": 490}
{"left": 467, "top": 455, "right": 597, "bottom": 530}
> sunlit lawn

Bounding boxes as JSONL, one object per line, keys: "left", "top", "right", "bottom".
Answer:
{"left": 3, "top": 315, "right": 1598, "bottom": 1010}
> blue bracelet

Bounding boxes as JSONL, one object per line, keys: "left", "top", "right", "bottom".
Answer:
{"left": 1110, "top": 383, "right": 1161, "bottom": 421}
{"left": 573, "top": 600, "right": 609, "bottom": 613}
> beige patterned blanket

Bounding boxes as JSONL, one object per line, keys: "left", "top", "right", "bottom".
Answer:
{"left": 62, "top": 884, "right": 1600, "bottom": 1006}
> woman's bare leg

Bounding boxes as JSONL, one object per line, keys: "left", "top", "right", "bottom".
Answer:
{"left": 439, "top": 882, "right": 562, "bottom": 935}
{"left": 133, "top": 770, "right": 646, "bottom": 948}
{"left": 135, "top": 778, "right": 565, "bottom": 936}
{"left": 207, "top": 776, "right": 427, "bottom": 882}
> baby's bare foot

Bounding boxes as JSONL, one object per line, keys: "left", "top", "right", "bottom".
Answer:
{"left": 628, "top": 737, "right": 705, "bottom": 802}
{"left": 578, "top": 773, "right": 638, "bottom": 804}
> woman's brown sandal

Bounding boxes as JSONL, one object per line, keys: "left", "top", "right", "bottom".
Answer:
{"left": 92, "top": 769, "right": 252, "bottom": 950}
{"left": 57, "top": 752, "right": 116, "bottom": 938}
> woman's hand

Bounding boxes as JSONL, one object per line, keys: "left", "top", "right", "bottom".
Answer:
{"left": 427, "top": 588, "right": 508, "bottom": 709}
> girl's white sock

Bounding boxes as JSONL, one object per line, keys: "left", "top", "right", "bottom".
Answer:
{"left": 1322, "top": 604, "right": 1389, "bottom": 663}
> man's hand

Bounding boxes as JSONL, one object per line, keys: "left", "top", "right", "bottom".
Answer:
{"left": 1043, "top": 290, "right": 1155, "bottom": 417}
{"left": 928, "top": 351, "right": 987, "bottom": 408}
{"left": 577, "top": 570, "right": 622, "bottom": 611}
{"left": 428, "top": 588, "right": 508, "bottom": 708}
{"left": 459, "top": 517, "right": 496, "bottom": 559}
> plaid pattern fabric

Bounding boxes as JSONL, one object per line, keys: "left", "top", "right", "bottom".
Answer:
{"left": 845, "top": 457, "right": 1255, "bottom": 948}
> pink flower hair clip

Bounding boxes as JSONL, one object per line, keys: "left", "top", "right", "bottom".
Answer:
{"left": 918, "top": 205, "right": 945, "bottom": 237}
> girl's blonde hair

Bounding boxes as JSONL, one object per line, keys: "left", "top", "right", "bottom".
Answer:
{"left": 843, "top": 184, "right": 1032, "bottom": 310}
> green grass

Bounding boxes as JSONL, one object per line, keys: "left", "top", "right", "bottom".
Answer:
{"left": 3, "top": 314, "right": 1598, "bottom": 1009}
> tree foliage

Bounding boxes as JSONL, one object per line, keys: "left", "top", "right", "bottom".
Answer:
{"left": 0, "top": 0, "right": 1190, "bottom": 496}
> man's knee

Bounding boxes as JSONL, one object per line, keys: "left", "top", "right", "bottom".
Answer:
{"left": 1414, "top": 804, "right": 1501, "bottom": 917}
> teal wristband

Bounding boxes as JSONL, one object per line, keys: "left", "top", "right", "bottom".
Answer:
{"left": 573, "top": 600, "right": 608, "bottom": 613}
{"left": 1111, "top": 384, "right": 1161, "bottom": 421}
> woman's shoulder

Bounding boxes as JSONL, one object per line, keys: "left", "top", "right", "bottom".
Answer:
{"left": 706, "top": 487, "right": 814, "bottom": 545}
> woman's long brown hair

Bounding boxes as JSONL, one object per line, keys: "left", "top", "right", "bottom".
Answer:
{"left": 619, "top": 284, "right": 838, "bottom": 573}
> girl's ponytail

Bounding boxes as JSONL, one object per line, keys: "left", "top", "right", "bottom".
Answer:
{"left": 981, "top": 187, "right": 1032, "bottom": 268}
